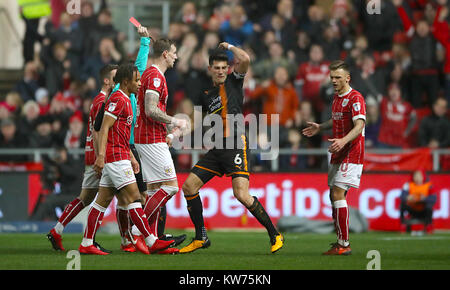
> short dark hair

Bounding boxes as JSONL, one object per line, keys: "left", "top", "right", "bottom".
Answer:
{"left": 208, "top": 48, "right": 229, "bottom": 66}
{"left": 99, "top": 64, "right": 118, "bottom": 82}
{"left": 152, "top": 38, "right": 174, "bottom": 58}
{"left": 113, "top": 62, "right": 138, "bottom": 84}
{"left": 329, "top": 60, "right": 350, "bottom": 74}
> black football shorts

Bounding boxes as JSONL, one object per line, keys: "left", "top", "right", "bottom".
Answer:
{"left": 191, "top": 138, "right": 250, "bottom": 184}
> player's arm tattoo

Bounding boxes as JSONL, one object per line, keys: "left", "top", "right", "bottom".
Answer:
{"left": 319, "top": 119, "right": 333, "bottom": 131}
{"left": 144, "top": 90, "right": 174, "bottom": 124}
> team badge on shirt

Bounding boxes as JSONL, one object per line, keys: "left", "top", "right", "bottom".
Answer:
{"left": 108, "top": 102, "right": 117, "bottom": 112}
{"left": 342, "top": 99, "right": 349, "bottom": 107}
{"left": 353, "top": 102, "right": 361, "bottom": 112}
{"left": 153, "top": 78, "right": 161, "bottom": 88}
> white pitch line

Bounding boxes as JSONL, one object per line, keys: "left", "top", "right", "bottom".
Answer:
{"left": 380, "top": 236, "right": 450, "bottom": 241}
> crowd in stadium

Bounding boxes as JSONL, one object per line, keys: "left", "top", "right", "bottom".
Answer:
{"left": 0, "top": 0, "right": 449, "bottom": 172}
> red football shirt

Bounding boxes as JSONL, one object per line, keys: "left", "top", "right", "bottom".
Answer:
{"left": 85, "top": 91, "right": 106, "bottom": 165}
{"left": 295, "top": 61, "right": 329, "bottom": 111}
{"left": 378, "top": 97, "right": 414, "bottom": 147}
{"left": 135, "top": 65, "right": 169, "bottom": 144}
{"left": 104, "top": 89, "right": 133, "bottom": 163}
{"left": 330, "top": 87, "right": 366, "bottom": 165}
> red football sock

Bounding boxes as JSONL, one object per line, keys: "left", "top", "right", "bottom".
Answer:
{"left": 148, "top": 207, "right": 161, "bottom": 236}
{"left": 83, "top": 203, "right": 105, "bottom": 240}
{"left": 59, "top": 197, "right": 84, "bottom": 227}
{"left": 333, "top": 200, "right": 349, "bottom": 243}
{"left": 128, "top": 202, "right": 153, "bottom": 238}
{"left": 143, "top": 187, "right": 171, "bottom": 218}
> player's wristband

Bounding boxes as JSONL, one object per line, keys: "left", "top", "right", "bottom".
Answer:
{"left": 227, "top": 44, "right": 234, "bottom": 50}
{"left": 167, "top": 134, "right": 174, "bottom": 140}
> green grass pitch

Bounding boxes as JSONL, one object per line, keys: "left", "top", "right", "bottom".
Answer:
{"left": 0, "top": 230, "right": 449, "bottom": 270}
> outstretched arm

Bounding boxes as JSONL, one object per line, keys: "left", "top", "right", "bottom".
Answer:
{"left": 302, "top": 119, "right": 332, "bottom": 137}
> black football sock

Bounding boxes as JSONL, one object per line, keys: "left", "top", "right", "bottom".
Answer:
{"left": 186, "top": 193, "right": 207, "bottom": 240}
{"left": 247, "top": 196, "right": 279, "bottom": 241}
{"left": 157, "top": 205, "right": 167, "bottom": 238}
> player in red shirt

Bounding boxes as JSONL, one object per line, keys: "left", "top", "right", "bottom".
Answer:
{"left": 303, "top": 60, "right": 366, "bottom": 255}
{"left": 78, "top": 63, "right": 174, "bottom": 255}
{"left": 46, "top": 64, "right": 118, "bottom": 252}
{"left": 132, "top": 38, "right": 187, "bottom": 245}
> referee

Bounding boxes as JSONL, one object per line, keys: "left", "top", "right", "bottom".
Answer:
{"left": 180, "top": 43, "right": 284, "bottom": 254}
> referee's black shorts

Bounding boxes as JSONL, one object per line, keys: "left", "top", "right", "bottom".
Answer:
{"left": 130, "top": 143, "right": 147, "bottom": 193}
{"left": 191, "top": 136, "right": 250, "bottom": 184}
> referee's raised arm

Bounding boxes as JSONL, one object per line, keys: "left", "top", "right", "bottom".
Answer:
{"left": 218, "top": 42, "right": 250, "bottom": 75}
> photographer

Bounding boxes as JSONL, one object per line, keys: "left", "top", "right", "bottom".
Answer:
{"left": 31, "top": 146, "right": 83, "bottom": 221}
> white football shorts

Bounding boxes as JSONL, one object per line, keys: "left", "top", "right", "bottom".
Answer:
{"left": 328, "top": 162, "right": 363, "bottom": 191}
{"left": 134, "top": 142, "right": 177, "bottom": 184}
{"left": 99, "top": 159, "right": 136, "bottom": 190}
{"left": 81, "top": 165, "right": 100, "bottom": 189}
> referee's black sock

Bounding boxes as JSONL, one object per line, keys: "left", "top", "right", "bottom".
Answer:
{"left": 247, "top": 196, "right": 279, "bottom": 241}
{"left": 186, "top": 193, "right": 207, "bottom": 240}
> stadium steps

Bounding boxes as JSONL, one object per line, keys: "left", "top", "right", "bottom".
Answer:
{"left": 0, "top": 69, "right": 22, "bottom": 98}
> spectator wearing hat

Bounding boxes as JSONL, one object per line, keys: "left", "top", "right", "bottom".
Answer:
{"left": 35, "top": 87, "right": 51, "bottom": 115}
{"left": 64, "top": 111, "right": 85, "bottom": 149}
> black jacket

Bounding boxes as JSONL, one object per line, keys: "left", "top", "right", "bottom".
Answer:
{"left": 418, "top": 114, "right": 450, "bottom": 148}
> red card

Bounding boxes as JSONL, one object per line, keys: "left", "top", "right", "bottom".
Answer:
{"left": 129, "top": 17, "right": 141, "bottom": 28}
